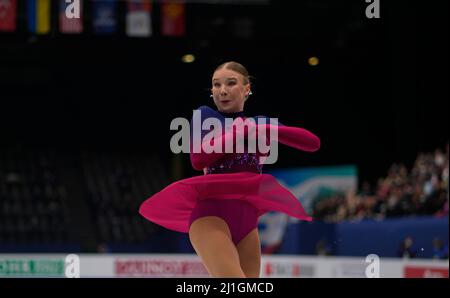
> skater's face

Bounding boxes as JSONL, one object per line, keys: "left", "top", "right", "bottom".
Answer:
{"left": 211, "top": 68, "right": 250, "bottom": 113}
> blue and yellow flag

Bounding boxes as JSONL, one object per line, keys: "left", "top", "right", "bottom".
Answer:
{"left": 27, "top": 0, "right": 51, "bottom": 34}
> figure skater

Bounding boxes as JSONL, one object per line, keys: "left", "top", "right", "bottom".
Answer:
{"left": 139, "top": 61, "right": 320, "bottom": 278}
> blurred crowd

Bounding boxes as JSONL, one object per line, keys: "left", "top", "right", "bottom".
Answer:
{"left": 0, "top": 147, "right": 169, "bottom": 249}
{"left": 81, "top": 151, "right": 170, "bottom": 245}
{"left": 0, "top": 149, "right": 70, "bottom": 244}
{"left": 313, "top": 144, "right": 449, "bottom": 222}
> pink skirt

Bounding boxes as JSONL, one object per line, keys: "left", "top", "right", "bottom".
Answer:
{"left": 139, "top": 171, "right": 312, "bottom": 233}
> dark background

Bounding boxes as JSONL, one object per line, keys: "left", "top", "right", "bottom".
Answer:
{"left": 1, "top": 0, "right": 448, "bottom": 187}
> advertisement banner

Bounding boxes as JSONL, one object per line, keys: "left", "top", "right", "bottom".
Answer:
{"left": 269, "top": 165, "right": 358, "bottom": 216}
{"left": 404, "top": 266, "right": 449, "bottom": 278}
{"left": 259, "top": 166, "right": 358, "bottom": 253}
{"left": 0, "top": 257, "right": 65, "bottom": 277}
{"left": 0, "top": 254, "right": 448, "bottom": 278}
{"left": 114, "top": 256, "right": 208, "bottom": 277}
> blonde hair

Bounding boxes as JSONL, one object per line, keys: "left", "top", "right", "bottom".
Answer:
{"left": 214, "top": 61, "right": 251, "bottom": 85}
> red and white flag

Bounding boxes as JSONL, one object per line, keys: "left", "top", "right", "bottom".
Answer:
{"left": 0, "top": 0, "right": 16, "bottom": 32}
{"left": 126, "top": 0, "right": 152, "bottom": 37}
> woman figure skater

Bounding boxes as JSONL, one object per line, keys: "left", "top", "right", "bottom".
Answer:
{"left": 139, "top": 61, "right": 320, "bottom": 278}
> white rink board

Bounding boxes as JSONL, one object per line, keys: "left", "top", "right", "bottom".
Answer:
{"left": 0, "top": 254, "right": 448, "bottom": 278}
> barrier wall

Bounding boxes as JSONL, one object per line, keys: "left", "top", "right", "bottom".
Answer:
{"left": 0, "top": 254, "right": 447, "bottom": 278}
{"left": 279, "top": 216, "right": 449, "bottom": 258}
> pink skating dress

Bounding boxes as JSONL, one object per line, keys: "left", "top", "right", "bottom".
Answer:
{"left": 139, "top": 106, "right": 320, "bottom": 243}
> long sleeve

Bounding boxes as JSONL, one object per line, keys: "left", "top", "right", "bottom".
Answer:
{"left": 253, "top": 116, "right": 320, "bottom": 152}
{"left": 190, "top": 127, "right": 240, "bottom": 171}
{"left": 275, "top": 125, "right": 321, "bottom": 152}
{"left": 190, "top": 124, "right": 320, "bottom": 171}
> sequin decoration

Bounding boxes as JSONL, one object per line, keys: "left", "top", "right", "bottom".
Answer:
{"left": 205, "top": 152, "right": 263, "bottom": 174}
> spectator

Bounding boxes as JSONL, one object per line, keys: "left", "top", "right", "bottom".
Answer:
{"left": 315, "top": 238, "right": 332, "bottom": 256}
{"left": 313, "top": 145, "right": 449, "bottom": 222}
{"left": 398, "top": 236, "right": 417, "bottom": 258}
{"left": 432, "top": 237, "right": 448, "bottom": 260}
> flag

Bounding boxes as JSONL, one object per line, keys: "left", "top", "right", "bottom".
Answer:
{"left": 59, "top": 0, "right": 83, "bottom": 34}
{"left": 93, "top": 0, "right": 118, "bottom": 35}
{"left": 27, "top": 0, "right": 51, "bottom": 34}
{"left": 126, "top": 0, "right": 152, "bottom": 37}
{"left": 161, "top": 0, "right": 185, "bottom": 37}
{"left": 0, "top": 0, "right": 16, "bottom": 32}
